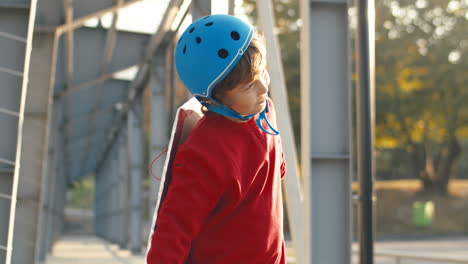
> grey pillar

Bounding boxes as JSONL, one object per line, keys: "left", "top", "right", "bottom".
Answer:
{"left": 48, "top": 128, "right": 65, "bottom": 251}
{"left": 118, "top": 135, "right": 129, "bottom": 248}
{"left": 38, "top": 101, "right": 61, "bottom": 261}
{"left": 110, "top": 149, "right": 119, "bottom": 243}
{"left": 8, "top": 30, "right": 58, "bottom": 264}
{"left": 148, "top": 51, "right": 168, "bottom": 223}
{"left": 108, "top": 154, "right": 115, "bottom": 243}
{"left": 0, "top": 2, "right": 38, "bottom": 264}
{"left": 300, "top": 0, "right": 352, "bottom": 263}
{"left": 100, "top": 162, "right": 107, "bottom": 240}
{"left": 45, "top": 127, "right": 59, "bottom": 253}
{"left": 100, "top": 160, "right": 109, "bottom": 240}
{"left": 95, "top": 170, "right": 103, "bottom": 238}
{"left": 110, "top": 149, "right": 120, "bottom": 244}
{"left": 104, "top": 160, "right": 111, "bottom": 241}
{"left": 127, "top": 100, "right": 144, "bottom": 254}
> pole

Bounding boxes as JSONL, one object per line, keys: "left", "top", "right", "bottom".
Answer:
{"left": 355, "top": 0, "right": 376, "bottom": 263}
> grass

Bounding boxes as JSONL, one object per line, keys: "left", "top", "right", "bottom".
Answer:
{"left": 352, "top": 179, "right": 468, "bottom": 237}
{"left": 352, "top": 179, "right": 468, "bottom": 197}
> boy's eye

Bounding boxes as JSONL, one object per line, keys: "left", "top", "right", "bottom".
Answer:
{"left": 245, "top": 82, "right": 255, "bottom": 89}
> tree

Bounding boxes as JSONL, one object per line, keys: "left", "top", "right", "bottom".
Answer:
{"left": 375, "top": 0, "right": 468, "bottom": 195}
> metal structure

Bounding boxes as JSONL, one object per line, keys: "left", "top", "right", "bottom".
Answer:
{"left": 300, "top": 0, "right": 354, "bottom": 263}
{"left": 355, "top": 0, "right": 376, "bottom": 263}
{"left": 0, "top": 0, "right": 376, "bottom": 263}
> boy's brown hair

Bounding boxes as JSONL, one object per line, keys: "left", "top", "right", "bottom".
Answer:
{"left": 211, "top": 32, "right": 266, "bottom": 102}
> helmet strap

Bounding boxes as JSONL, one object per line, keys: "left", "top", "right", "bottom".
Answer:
{"left": 256, "top": 108, "right": 280, "bottom": 135}
{"left": 203, "top": 98, "right": 254, "bottom": 121}
{"left": 200, "top": 97, "right": 280, "bottom": 135}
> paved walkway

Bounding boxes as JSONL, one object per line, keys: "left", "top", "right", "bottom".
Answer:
{"left": 45, "top": 235, "right": 468, "bottom": 264}
{"left": 45, "top": 235, "right": 297, "bottom": 264}
{"left": 352, "top": 237, "right": 468, "bottom": 264}
{"left": 45, "top": 236, "right": 146, "bottom": 264}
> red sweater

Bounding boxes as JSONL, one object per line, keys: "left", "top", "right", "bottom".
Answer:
{"left": 147, "top": 99, "right": 286, "bottom": 264}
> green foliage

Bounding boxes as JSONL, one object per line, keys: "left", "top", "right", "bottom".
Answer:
{"left": 69, "top": 177, "right": 95, "bottom": 209}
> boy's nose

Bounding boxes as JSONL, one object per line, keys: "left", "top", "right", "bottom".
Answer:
{"left": 259, "top": 81, "right": 268, "bottom": 95}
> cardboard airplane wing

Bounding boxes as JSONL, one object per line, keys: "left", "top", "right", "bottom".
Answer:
{"left": 147, "top": 97, "right": 203, "bottom": 248}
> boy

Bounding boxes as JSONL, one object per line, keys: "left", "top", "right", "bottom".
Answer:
{"left": 146, "top": 14, "right": 286, "bottom": 264}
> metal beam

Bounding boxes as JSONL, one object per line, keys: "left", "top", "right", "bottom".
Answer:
{"left": 93, "top": 0, "right": 184, "bottom": 174}
{"left": 147, "top": 50, "right": 169, "bottom": 232}
{"left": 127, "top": 100, "right": 144, "bottom": 253}
{"left": 37, "top": 101, "right": 60, "bottom": 261}
{"left": 1, "top": 1, "right": 38, "bottom": 264}
{"left": 79, "top": 0, "right": 122, "bottom": 179}
{"left": 300, "top": 0, "right": 352, "bottom": 263}
{"left": 8, "top": 28, "right": 57, "bottom": 264}
{"left": 36, "top": 0, "right": 145, "bottom": 34}
{"left": 355, "top": 0, "right": 376, "bottom": 262}
{"left": 61, "top": 0, "right": 75, "bottom": 189}
{"left": 118, "top": 135, "right": 129, "bottom": 248}
{"left": 61, "top": 65, "right": 138, "bottom": 97}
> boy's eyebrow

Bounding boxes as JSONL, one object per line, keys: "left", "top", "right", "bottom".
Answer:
{"left": 241, "top": 67, "right": 267, "bottom": 89}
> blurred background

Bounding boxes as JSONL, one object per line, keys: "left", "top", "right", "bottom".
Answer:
{"left": 0, "top": 0, "right": 467, "bottom": 263}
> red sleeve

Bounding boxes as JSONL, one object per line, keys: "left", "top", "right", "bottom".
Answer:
{"left": 146, "top": 144, "right": 227, "bottom": 264}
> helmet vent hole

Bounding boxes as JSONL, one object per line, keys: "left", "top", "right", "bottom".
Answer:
{"left": 230, "top": 31, "right": 240, "bottom": 40}
{"left": 183, "top": 45, "right": 187, "bottom": 54}
{"left": 203, "top": 16, "right": 210, "bottom": 19}
{"left": 205, "top": 22, "right": 214, "bottom": 26}
{"left": 218, "top": 49, "right": 229, "bottom": 59}
{"left": 189, "top": 27, "right": 195, "bottom": 33}
{"left": 196, "top": 37, "right": 202, "bottom": 44}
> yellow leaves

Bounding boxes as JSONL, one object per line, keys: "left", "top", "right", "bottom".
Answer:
{"left": 376, "top": 136, "right": 399, "bottom": 148}
{"left": 456, "top": 125, "right": 468, "bottom": 139}
{"left": 410, "top": 119, "right": 425, "bottom": 141}
{"left": 407, "top": 115, "right": 448, "bottom": 143}
{"left": 376, "top": 112, "right": 453, "bottom": 149}
{"left": 397, "top": 67, "right": 429, "bottom": 93}
{"left": 376, "top": 113, "right": 402, "bottom": 148}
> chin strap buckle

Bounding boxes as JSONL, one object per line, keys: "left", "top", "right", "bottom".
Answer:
{"left": 256, "top": 108, "right": 280, "bottom": 136}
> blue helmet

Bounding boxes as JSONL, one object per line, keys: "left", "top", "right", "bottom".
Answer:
{"left": 175, "top": 14, "right": 279, "bottom": 135}
{"left": 175, "top": 14, "right": 253, "bottom": 99}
